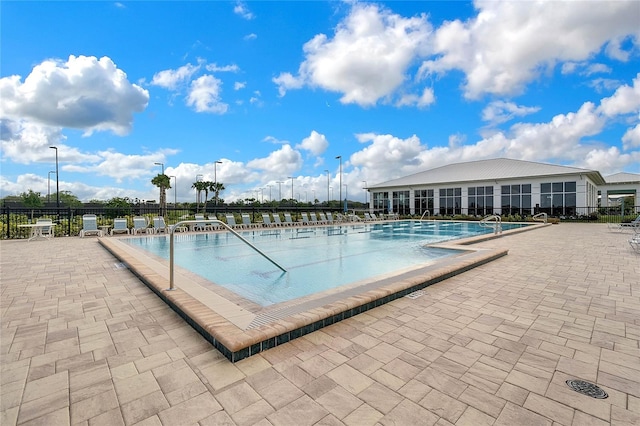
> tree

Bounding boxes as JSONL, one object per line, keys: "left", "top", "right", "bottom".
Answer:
{"left": 57, "top": 191, "right": 83, "bottom": 207}
{"left": 21, "top": 189, "right": 44, "bottom": 221}
{"left": 209, "top": 182, "right": 225, "bottom": 206}
{"left": 151, "top": 174, "right": 171, "bottom": 217}
{"left": 191, "top": 181, "right": 208, "bottom": 213}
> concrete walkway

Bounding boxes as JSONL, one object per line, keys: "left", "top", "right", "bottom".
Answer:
{"left": 1, "top": 223, "right": 638, "bottom": 425}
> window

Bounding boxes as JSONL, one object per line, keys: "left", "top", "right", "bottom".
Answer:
{"left": 439, "top": 187, "right": 461, "bottom": 215}
{"left": 414, "top": 189, "right": 434, "bottom": 215}
{"left": 392, "top": 191, "right": 410, "bottom": 215}
{"left": 540, "top": 181, "right": 576, "bottom": 216}
{"left": 372, "top": 192, "right": 389, "bottom": 213}
{"left": 468, "top": 186, "right": 494, "bottom": 216}
{"left": 501, "top": 184, "right": 531, "bottom": 215}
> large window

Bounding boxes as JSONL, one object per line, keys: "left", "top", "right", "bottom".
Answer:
{"left": 439, "top": 188, "right": 461, "bottom": 215}
{"left": 372, "top": 192, "right": 389, "bottom": 213}
{"left": 541, "top": 181, "right": 576, "bottom": 216}
{"left": 501, "top": 184, "right": 532, "bottom": 215}
{"left": 468, "top": 186, "right": 494, "bottom": 216}
{"left": 392, "top": 191, "right": 410, "bottom": 215}
{"left": 414, "top": 189, "right": 434, "bottom": 216}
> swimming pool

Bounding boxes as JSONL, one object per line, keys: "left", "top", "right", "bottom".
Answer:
{"left": 124, "top": 220, "right": 528, "bottom": 306}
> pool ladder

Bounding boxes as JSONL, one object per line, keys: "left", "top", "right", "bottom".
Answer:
{"left": 479, "top": 214, "right": 502, "bottom": 234}
{"left": 166, "top": 220, "right": 286, "bottom": 291}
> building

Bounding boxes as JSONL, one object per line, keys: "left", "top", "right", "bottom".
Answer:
{"left": 366, "top": 158, "right": 639, "bottom": 217}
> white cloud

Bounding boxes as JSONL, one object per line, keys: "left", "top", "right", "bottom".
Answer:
{"left": 244, "top": 33, "right": 257, "bottom": 41}
{"left": 0, "top": 55, "right": 149, "bottom": 135}
{"left": 234, "top": 81, "right": 246, "bottom": 90}
{"left": 233, "top": 1, "right": 254, "bottom": 20}
{"left": 597, "top": 73, "right": 640, "bottom": 117}
{"left": 622, "top": 124, "right": 640, "bottom": 150}
{"left": 205, "top": 63, "right": 239, "bottom": 73}
{"left": 186, "top": 75, "right": 228, "bottom": 114}
{"left": 246, "top": 144, "right": 303, "bottom": 179}
{"left": 151, "top": 63, "right": 200, "bottom": 90}
{"left": 420, "top": 0, "right": 640, "bottom": 99}
{"left": 274, "top": 3, "right": 432, "bottom": 106}
{"left": 395, "top": 87, "right": 435, "bottom": 108}
{"left": 482, "top": 100, "right": 541, "bottom": 125}
{"left": 296, "top": 130, "right": 329, "bottom": 156}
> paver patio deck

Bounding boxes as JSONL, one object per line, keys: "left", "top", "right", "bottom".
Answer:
{"left": 1, "top": 223, "right": 638, "bottom": 425}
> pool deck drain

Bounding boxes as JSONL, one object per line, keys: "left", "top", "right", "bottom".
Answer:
{"left": 565, "top": 380, "right": 609, "bottom": 399}
{"left": 99, "top": 222, "right": 541, "bottom": 362}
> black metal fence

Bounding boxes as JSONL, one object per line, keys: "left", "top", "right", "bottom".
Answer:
{"left": 2, "top": 204, "right": 638, "bottom": 239}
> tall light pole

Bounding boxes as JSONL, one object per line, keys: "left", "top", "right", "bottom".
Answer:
{"left": 214, "top": 160, "right": 222, "bottom": 205}
{"left": 288, "top": 177, "right": 294, "bottom": 203}
{"left": 154, "top": 162, "right": 164, "bottom": 175}
{"left": 196, "top": 174, "right": 203, "bottom": 209}
{"left": 276, "top": 181, "right": 283, "bottom": 201}
{"left": 344, "top": 184, "right": 348, "bottom": 212}
{"left": 267, "top": 184, "right": 273, "bottom": 201}
{"left": 336, "top": 156, "right": 342, "bottom": 211}
{"left": 325, "top": 170, "right": 330, "bottom": 204}
{"left": 171, "top": 176, "right": 177, "bottom": 206}
{"left": 49, "top": 146, "right": 59, "bottom": 212}
{"left": 362, "top": 180, "right": 368, "bottom": 205}
{"left": 47, "top": 170, "right": 56, "bottom": 204}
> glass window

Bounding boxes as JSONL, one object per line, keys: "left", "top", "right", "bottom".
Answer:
{"left": 468, "top": 187, "right": 476, "bottom": 196}
{"left": 486, "top": 186, "right": 494, "bottom": 195}
{"left": 501, "top": 185, "right": 510, "bottom": 195}
{"left": 541, "top": 183, "right": 551, "bottom": 193}
{"left": 565, "top": 182, "right": 576, "bottom": 192}
{"left": 552, "top": 182, "right": 563, "bottom": 192}
{"left": 522, "top": 184, "right": 531, "bottom": 194}
{"left": 511, "top": 185, "right": 520, "bottom": 194}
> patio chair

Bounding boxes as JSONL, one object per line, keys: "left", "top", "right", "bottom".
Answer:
{"left": 300, "top": 212, "right": 312, "bottom": 225}
{"left": 153, "top": 217, "right": 169, "bottom": 234}
{"left": 224, "top": 214, "right": 243, "bottom": 229}
{"left": 80, "top": 214, "right": 103, "bottom": 238}
{"left": 271, "top": 213, "right": 285, "bottom": 227}
{"left": 364, "top": 212, "right": 373, "bottom": 221}
{"left": 111, "top": 218, "right": 130, "bottom": 235}
{"left": 36, "top": 218, "right": 54, "bottom": 239}
{"left": 325, "top": 212, "right": 335, "bottom": 224}
{"left": 630, "top": 232, "right": 640, "bottom": 252}
{"left": 261, "top": 213, "right": 275, "bottom": 227}
{"left": 241, "top": 213, "right": 259, "bottom": 228}
{"left": 317, "top": 212, "right": 328, "bottom": 224}
{"left": 133, "top": 216, "right": 151, "bottom": 235}
{"left": 283, "top": 213, "right": 299, "bottom": 226}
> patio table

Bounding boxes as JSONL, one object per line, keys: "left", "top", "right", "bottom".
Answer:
{"left": 18, "top": 223, "right": 56, "bottom": 241}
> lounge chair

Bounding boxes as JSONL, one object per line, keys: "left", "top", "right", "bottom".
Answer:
{"left": 325, "top": 212, "right": 335, "bottom": 224}
{"left": 111, "top": 218, "right": 130, "bottom": 235}
{"left": 370, "top": 212, "right": 381, "bottom": 221}
{"left": 317, "top": 212, "right": 328, "bottom": 224}
{"left": 364, "top": 212, "right": 373, "bottom": 221}
{"left": 242, "top": 213, "right": 259, "bottom": 228}
{"left": 272, "top": 213, "right": 285, "bottom": 227}
{"left": 224, "top": 214, "right": 242, "bottom": 229}
{"left": 630, "top": 232, "right": 640, "bottom": 252}
{"left": 283, "top": 213, "right": 299, "bottom": 226}
{"left": 300, "top": 213, "right": 312, "bottom": 225}
{"left": 261, "top": 213, "right": 275, "bottom": 227}
{"left": 609, "top": 215, "right": 640, "bottom": 232}
{"left": 36, "top": 218, "right": 54, "bottom": 239}
{"left": 191, "top": 214, "right": 212, "bottom": 232}
{"left": 133, "top": 216, "right": 151, "bottom": 234}
{"left": 153, "top": 217, "right": 169, "bottom": 234}
{"left": 80, "top": 214, "right": 103, "bottom": 237}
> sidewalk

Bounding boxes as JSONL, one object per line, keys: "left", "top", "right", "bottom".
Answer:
{"left": 1, "top": 224, "right": 639, "bottom": 425}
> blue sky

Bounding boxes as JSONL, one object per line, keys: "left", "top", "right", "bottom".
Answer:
{"left": 1, "top": 0, "right": 639, "bottom": 204}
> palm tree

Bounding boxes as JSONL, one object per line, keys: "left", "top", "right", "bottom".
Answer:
{"left": 209, "top": 182, "right": 225, "bottom": 206}
{"left": 151, "top": 174, "right": 171, "bottom": 217}
{"left": 192, "top": 181, "right": 208, "bottom": 213}
{"left": 200, "top": 181, "right": 213, "bottom": 213}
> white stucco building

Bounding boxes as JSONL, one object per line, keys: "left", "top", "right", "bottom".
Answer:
{"left": 367, "top": 158, "right": 639, "bottom": 217}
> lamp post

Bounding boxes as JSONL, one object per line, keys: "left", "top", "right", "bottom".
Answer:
{"left": 325, "top": 170, "right": 330, "bottom": 204}
{"left": 336, "top": 156, "right": 342, "bottom": 207}
{"left": 196, "top": 174, "right": 203, "bottom": 209}
{"left": 344, "top": 184, "right": 348, "bottom": 212}
{"left": 49, "top": 147, "right": 59, "bottom": 213}
{"left": 47, "top": 170, "right": 56, "bottom": 204}
{"left": 362, "top": 180, "right": 367, "bottom": 205}
{"left": 288, "top": 177, "right": 294, "bottom": 203}
{"left": 171, "top": 176, "right": 177, "bottom": 206}
{"left": 214, "top": 160, "right": 222, "bottom": 205}
{"left": 267, "top": 184, "right": 273, "bottom": 202}
{"left": 154, "top": 162, "right": 164, "bottom": 175}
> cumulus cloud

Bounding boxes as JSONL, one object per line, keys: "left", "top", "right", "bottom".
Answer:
{"left": 186, "top": 75, "right": 228, "bottom": 114}
{"left": 0, "top": 55, "right": 149, "bottom": 135}
{"left": 622, "top": 124, "right": 640, "bottom": 150}
{"left": 482, "top": 100, "right": 541, "bottom": 125}
{"left": 597, "top": 73, "right": 640, "bottom": 117}
{"left": 273, "top": 3, "right": 432, "bottom": 106}
{"left": 234, "top": 1, "right": 254, "bottom": 20}
{"left": 246, "top": 144, "right": 303, "bottom": 180}
{"left": 296, "top": 130, "right": 329, "bottom": 156}
{"left": 420, "top": 0, "right": 640, "bottom": 99}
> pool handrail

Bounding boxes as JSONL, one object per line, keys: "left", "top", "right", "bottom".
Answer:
{"left": 167, "top": 219, "right": 287, "bottom": 291}
{"left": 479, "top": 214, "right": 502, "bottom": 234}
{"left": 532, "top": 213, "right": 547, "bottom": 223}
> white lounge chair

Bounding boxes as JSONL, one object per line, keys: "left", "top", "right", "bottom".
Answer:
{"left": 153, "top": 217, "right": 169, "bottom": 234}
{"left": 111, "top": 218, "right": 130, "bottom": 235}
{"left": 241, "top": 213, "right": 259, "bottom": 228}
{"left": 300, "top": 213, "right": 312, "bottom": 226}
{"left": 36, "top": 218, "right": 54, "bottom": 239}
{"left": 272, "top": 213, "right": 285, "bottom": 227}
{"left": 283, "top": 213, "right": 299, "bottom": 226}
{"left": 630, "top": 232, "right": 640, "bottom": 252}
{"left": 80, "top": 214, "right": 103, "bottom": 238}
{"left": 325, "top": 212, "right": 335, "bottom": 224}
{"left": 225, "top": 214, "right": 242, "bottom": 229}
{"left": 133, "top": 216, "right": 150, "bottom": 234}
{"left": 261, "top": 213, "right": 275, "bottom": 227}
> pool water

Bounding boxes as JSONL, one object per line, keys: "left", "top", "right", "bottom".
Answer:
{"left": 125, "top": 220, "right": 527, "bottom": 306}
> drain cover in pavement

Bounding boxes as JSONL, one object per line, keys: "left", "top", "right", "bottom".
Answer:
{"left": 565, "top": 379, "right": 608, "bottom": 399}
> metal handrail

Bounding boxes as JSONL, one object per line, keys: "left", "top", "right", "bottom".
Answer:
{"left": 480, "top": 214, "right": 502, "bottom": 234}
{"left": 532, "top": 213, "right": 548, "bottom": 223}
{"left": 167, "top": 219, "right": 286, "bottom": 291}
{"left": 420, "top": 210, "right": 431, "bottom": 220}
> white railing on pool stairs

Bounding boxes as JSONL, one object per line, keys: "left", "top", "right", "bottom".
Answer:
{"left": 420, "top": 210, "right": 432, "bottom": 221}
{"left": 166, "top": 220, "right": 286, "bottom": 291}
{"left": 532, "top": 213, "right": 547, "bottom": 223}
{"left": 480, "top": 214, "right": 502, "bottom": 234}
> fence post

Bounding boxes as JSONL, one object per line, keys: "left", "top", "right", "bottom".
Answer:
{"left": 4, "top": 206, "right": 10, "bottom": 239}
{"left": 68, "top": 207, "right": 72, "bottom": 236}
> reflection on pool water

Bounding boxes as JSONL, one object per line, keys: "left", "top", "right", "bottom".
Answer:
{"left": 124, "top": 220, "right": 528, "bottom": 306}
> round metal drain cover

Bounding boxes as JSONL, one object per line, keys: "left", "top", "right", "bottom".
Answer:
{"left": 565, "top": 379, "right": 608, "bottom": 399}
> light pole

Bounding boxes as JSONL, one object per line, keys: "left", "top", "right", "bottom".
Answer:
{"left": 214, "top": 160, "right": 222, "bottom": 205}
{"left": 171, "top": 176, "right": 177, "bottom": 206}
{"left": 196, "top": 174, "right": 203, "bottom": 210}
{"left": 288, "top": 177, "right": 294, "bottom": 203}
{"left": 154, "top": 162, "right": 164, "bottom": 175}
{"left": 336, "top": 156, "right": 342, "bottom": 210}
{"left": 325, "top": 170, "right": 330, "bottom": 204}
{"left": 362, "top": 180, "right": 367, "bottom": 205}
{"left": 276, "top": 181, "right": 283, "bottom": 201}
{"left": 47, "top": 170, "right": 56, "bottom": 204}
{"left": 344, "top": 184, "right": 348, "bottom": 212}
{"left": 267, "top": 184, "right": 273, "bottom": 201}
{"left": 49, "top": 146, "right": 59, "bottom": 212}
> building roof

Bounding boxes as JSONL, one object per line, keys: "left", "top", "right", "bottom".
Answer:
{"left": 368, "top": 158, "right": 606, "bottom": 188}
{"left": 604, "top": 172, "right": 640, "bottom": 184}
